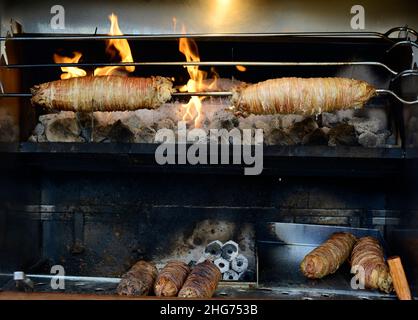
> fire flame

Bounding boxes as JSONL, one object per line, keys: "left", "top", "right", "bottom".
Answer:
{"left": 236, "top": 65, "right": 247, "bottom": 72}
{"left": 94, "top": 13, "right": 135, "bottom": 76}
{"left": 54, "top": 14, "right": 134, "bottom": 79}
{"left": 179, "top": 31, "right": 206, "bottom": 128}
{"left": 179, "top": 25, "right": 219, "bottom": 128}
{"left": 53, "top": 51, "right": 86, "bottom": 80}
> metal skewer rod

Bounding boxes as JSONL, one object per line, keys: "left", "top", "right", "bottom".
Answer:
{"left": 0, "top": 31, "right": 404, "bottom": 42}
{"left": 375, "top": 89, "right": 418, "bottom": 105}
{"left": 172, "top": 91, "right": 233, "bottom": 97}
{"left": 0, "top": 90, "right": 417, "bottom": 104}
{"left": 0, "top": 61, "right": 398, "bottom": 75}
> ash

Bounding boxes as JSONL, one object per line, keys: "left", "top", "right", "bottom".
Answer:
{"left": 29, "top": 102, "right": 393, "bottom": 147}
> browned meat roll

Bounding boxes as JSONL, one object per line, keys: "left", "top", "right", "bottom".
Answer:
{"left": 300, "top": 232, "right": 357, "bottom": 279}
{"left": 31, "top": 75, "right": 173, "bottom": 112}
{"left": 232, "top": 77, "right": 376, "bottom": 115}
{"left": 154, "top": 261, "right": 191, "bottom": 297}
{"left": 178, "top": 260, "right": 221, "bottom": 298}
{"left": 116, "top": 260, "right": 158, "bottom": 296}
{"left": 351, "top": 236, "right": 393, "bottom": 293}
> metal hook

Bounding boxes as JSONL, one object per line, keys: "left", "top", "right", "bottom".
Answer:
{"left": 390, "top": 69, "right": 418, "bottom": 83}
{"left": 375, "top": 89, "right": 418, "bottom": 105}
{"left": 0, "top": 40, "right": 8, "bottom": 65}
{"left": 384, "top": 26, "right": 418, "bottom": 40}
{"left": 386, "top": 40, "right": 418, "bottom": 54}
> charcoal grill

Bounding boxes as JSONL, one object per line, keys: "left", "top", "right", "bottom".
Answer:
{"left": 0, "top": 0, "right": 418, "bottom": 300}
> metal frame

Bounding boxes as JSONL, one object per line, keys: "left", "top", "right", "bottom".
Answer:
{"left": 0, "top": 28, "right": 417, "bottom": 105}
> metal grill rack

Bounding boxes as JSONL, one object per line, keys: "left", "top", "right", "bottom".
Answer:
{"left": 0, "top": 28, "right": 418, "bottom": 105}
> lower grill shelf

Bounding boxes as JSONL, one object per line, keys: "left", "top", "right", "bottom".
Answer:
{"left": 0, "top": 275, "right": 396, "bottom": 300}
{"left": 1, "top": 223, "right": 412, "bottom": 299}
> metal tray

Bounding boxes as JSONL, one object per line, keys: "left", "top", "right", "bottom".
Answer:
{"left": 256, "top": 222, "right": 396, "bottom": 299}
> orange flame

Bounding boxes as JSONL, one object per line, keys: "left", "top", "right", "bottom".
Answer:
{"left": 94, "top": 13, "right": 135, "bottom": 76}
{"left": 53, "top": 51, "right": 87, "bottom": 80}
{"left": 178, "top": 24, "right": 221, "bottom": 128}
{"left": 236, "top": 65, "right": 247, "bottom": 72}
{"left": 179, "top": 28, "right": 206, "bottom": 128}
{"left": 54, "top": 14, "right": 134, "bottom": 79}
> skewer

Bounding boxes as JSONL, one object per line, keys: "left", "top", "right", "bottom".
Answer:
{"left": 0, "top": 89, "right": 417, "bottom": 104}
{"left": 0, "top": 61, "right": 399, "bottom": 75}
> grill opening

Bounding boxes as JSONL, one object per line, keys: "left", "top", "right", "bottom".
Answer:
{"left": 1, "top": 24, "right": 418, "bottom": 300}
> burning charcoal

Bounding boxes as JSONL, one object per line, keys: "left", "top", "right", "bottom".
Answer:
{"left": 270, "top": 116, "right": 283, "bottom": 130}
{"left": 0, "top": 115, "right": 19, "bottom": 142}
{"left": 211, "top": 110, "right": 239, "bottom": 131}
{"left": 288, "top": 117, "right": 319, "bottom": 144}
{"left": 254, "top": 120, "right": 271, "bottom": 136}
{"left": 349, "top": 117, "right": 386, "bottom": 135}
{"left": 155, "top": 118, "right": 175, "bottom": 131}
{"left": 358, "top": 131, "right": 388, "bottom": 148}
{"left": 265, "top": 128, "right": 296, "bottom": 146}
{"left": 335, "top": 109, "right": 355, "bottom": 122}
{"left": 28, "top": 135, "right": 37, "bottom": 142}
{"left": 221, "top": 240, "right": 239, "bottom": 261}
{"left": 214, "top": 258, "right": 230, "bottom": 273}
{"left": 134, "top": 126, "right": 157, "bottom": 143}
{"left": 33, "top": 123, "right": 45, "bottom": 136}
{"left": 108, "top": 120, "right": 135, "bottom": 143}
{"left": 93, "top": 123, "right": 112, "bottom": 142}
{"left": 223, "top": 270, "right": 240, "bottom": 281}
{"left": 238, "top": 269, "right": 255, "bottom": 282}
{"left": 280, "top": 114, "right": 305, "bottom": 129}
{"left": 29, "top": 121, "right": 46, "bottom": 143}
{"left": 121, "top": 114, "right": 142, "bottom": 131}
{"left": 302, "top": 128, "right": 329, "bottom": 145}
{"left": 76, "top": 112, "right": 93, "bottom": 128}
{"left": 205, "top": 240, "right": 223, "bottom": 259}
{"left": 328, "top": 123, "right": 358, "bottom": 146}
{"left": 231, "top": 254, "right": 249, "bottom": 274}
{"left": 238, "top": 120, "right": 254, "bottom": 131}
{"left": 321, "top": 112, "right": 339, "bottom": 127}
{"left": 44, "top": 113, "right": 83, "bottom": 142}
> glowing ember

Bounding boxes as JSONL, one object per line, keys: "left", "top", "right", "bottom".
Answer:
{"left": 236, "top": 65, "right": 247, "bottom": 72}
{"left": 53, "top": 51, "right": 87, "bottom": 79}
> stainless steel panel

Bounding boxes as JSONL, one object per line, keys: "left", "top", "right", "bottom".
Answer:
{"left": 257, "top": 222, "right": 401, "bottom": 299}
{"left": 1, "top": 0, "right": 418, "bottom": 35}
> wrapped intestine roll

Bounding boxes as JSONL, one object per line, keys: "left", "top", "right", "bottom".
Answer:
{"left": 300, "top": 232, "right": 357, "bottom": 279}
{"left": 154, "top": 261, "right": 191, "bottom": 297}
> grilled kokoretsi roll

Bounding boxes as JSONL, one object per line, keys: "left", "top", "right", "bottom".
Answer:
{"left": 117, "top": 260, "right": 158, "bottom": 296}
{"left": 232, "top": 77, "right": 376, "bottom": 115}
{"left": 31, "top": 75, "right": 173, "bottom": 112}
{"left": 178, "top": 260, "right": 221, "bottom": 298}
{"left": 154, "top": 260, "right": 191, "bottom": 297}
{"left": 300, "top": 232, "right": 357, "bottom": 279}
{"left": 351, "top": 236, "right": 393, "bottom": 293}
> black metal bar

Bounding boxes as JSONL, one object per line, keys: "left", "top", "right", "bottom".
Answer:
{"left": 0, "top": 93, "right": 31, "bottom": 97}
{"left": 1, "top": 90, "right": 417, "bottom": 104}
{"left": 0, "top": 61, "right": 399, "bottom": 74}
{"left": 0, "top": 31, "right": 401, "bottom": 42}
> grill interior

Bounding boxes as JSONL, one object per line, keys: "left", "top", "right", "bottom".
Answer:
{"left": 1, "top": 1, "right": 418, "bottom": 300}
